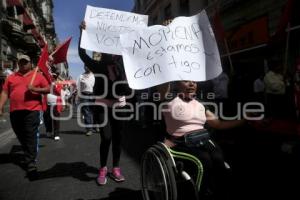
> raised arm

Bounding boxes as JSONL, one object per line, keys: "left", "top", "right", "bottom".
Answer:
{"left": 78, "top": 21, "right": 112, "bottom": 74}
{"left": 78, "top": 21, "right": 99, "bottom": 72}
{"left": 28, "top": 84, "right": 50, "bottom": 94}
{"left": 206, "top": 110, "right": 246, "bottom": 130}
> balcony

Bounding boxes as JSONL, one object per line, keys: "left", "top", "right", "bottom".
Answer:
{"left": 0, "top": 18, "right": 11, "bottom": 35}
{"left": 46, "top": 23, "right": 54, "bottom": 30}
{"left": 45, "top": 23, "right": 55, "bottom": 34}
{"left": 6, "top": 16, "right": 24, "bottom": 39}
{"left": 24, "top": 33, "right": 38, "bottom": 46}
{"left": 23, "top": 34, "right": 39, "bottom": 53}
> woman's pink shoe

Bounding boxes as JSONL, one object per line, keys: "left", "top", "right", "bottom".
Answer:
{"left": 110, "top": 167, "right": 125, "bottom": 182}
{"left": 97, "top": 167, "right": 108, "bottom": 185}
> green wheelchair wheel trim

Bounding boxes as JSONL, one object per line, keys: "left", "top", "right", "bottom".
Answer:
{"left": 169, "top": 148, "right": 204, "bottom": 192}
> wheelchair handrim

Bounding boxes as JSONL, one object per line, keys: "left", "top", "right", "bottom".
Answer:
{"left": 141, "top": 149, "right": 169, "bottom": 200}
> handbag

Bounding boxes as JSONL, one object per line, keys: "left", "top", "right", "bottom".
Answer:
{"left": 184, "top": 129, "right": 210, "bottom": 147}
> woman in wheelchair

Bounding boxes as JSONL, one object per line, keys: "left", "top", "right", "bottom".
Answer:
{"left": 146, "top": 81, "right": 245, "bottom": 200}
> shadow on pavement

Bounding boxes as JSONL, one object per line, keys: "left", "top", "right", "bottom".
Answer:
{"left": 59, "top": 130, "right": 85, "bottom": 135}
{"left": 0, "top": 145, "right": 32, "bottom": 170}
{"left": 0, "top": 152, "right": 27, "bottom": 170}
{"left": 99, "top": 188, "right": 142, "bottom": 200}
{"left": 75, "top": 188, "right": 143, "bottom": 200}
{"left": 37, "top": 162, "right": 98, "bottom": 181}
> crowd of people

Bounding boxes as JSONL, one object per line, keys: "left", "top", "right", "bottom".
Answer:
{"left": 251, "top": 58, "right": 300, "bottom": 120}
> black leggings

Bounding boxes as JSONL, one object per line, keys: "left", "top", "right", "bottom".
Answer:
{"left": 172, "top": 139, "right": 230, "bottom": 199}
{"left": 99, "top": 108, "right": 123, "bottom": 167}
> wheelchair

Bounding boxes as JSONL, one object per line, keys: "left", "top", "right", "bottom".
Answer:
{"left": 141, "top": 142, "right": 204, "bottom": 200}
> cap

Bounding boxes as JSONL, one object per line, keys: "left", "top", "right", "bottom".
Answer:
{"left": 18, "top": 55, "right": 31, "bottom": 62}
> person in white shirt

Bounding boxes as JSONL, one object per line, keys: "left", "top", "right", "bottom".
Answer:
{"left": 264, "top": 61, "right": 286, "bottom": 118}
{"left": 78, "top": 66, "right": 95, "bottom": 136}
{"left": 3, "top": 68, "right": 13, "bottom": 76}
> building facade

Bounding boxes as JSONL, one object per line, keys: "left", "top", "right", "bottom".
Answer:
{"left": 0, "top": 0, "right": 69, "bottom": 91}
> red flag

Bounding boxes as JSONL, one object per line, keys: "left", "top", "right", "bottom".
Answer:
{"left": 212, "top": 8, "right": 226, "bottom": 42}
{"left": 51, "top": 37, "right": 72, "bottom": 64}
{"left": 37, "top": 44, "right": 52, "bottom": 84}
{"left": 273, "top": 0, "right": 294, "bottom": 38}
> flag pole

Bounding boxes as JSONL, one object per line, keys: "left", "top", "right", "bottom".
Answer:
{"left": 30, "top": 67, "right": 38, "bottom": 85}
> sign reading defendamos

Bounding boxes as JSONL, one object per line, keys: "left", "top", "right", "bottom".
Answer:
{"left": 80, "top": 5, "right": 148, "bottom": 55}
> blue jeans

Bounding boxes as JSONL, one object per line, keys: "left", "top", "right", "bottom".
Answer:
{"left": 80, "top": 96, "right": 94, "bottom": 131}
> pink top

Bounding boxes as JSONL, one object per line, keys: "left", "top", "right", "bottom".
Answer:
{"left": 163, "top": 97, "right": 206, "bottom": 137}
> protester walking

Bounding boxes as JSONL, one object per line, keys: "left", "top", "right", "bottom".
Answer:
{"left": 79, "top": 21, "right": 131, "bottom": 185}
{"left": 78, "top": 66, "right": 95, "bottom": 136}
{"left": 0, "top": 55, "right": 50, "bottom": 180}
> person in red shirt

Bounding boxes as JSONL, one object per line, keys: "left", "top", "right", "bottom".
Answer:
{"left": 0, "top": 55, "right": 50, "bottom": 180}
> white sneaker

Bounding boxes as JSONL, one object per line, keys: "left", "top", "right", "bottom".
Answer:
{"left": 54, "top": 136, "right": 60, "bottom": 141}
{"left": 85, "top": 130, "right": 93, "bottom": 136}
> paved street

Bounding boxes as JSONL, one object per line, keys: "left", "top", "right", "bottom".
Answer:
{"left": 0, "top": 108, "right": 159, "bottom": 200}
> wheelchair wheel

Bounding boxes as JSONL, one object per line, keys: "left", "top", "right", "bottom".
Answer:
{"left": 141, "top": 143, "right": 177, "bottom": 200}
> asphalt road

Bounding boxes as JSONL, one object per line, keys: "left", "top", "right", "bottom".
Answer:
{"left": 0, "top": 108, "right": 159, "bottom": 200}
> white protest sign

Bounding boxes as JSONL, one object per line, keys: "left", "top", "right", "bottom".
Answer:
{"left": 120, "top": 10, "right": 222, "bottom": 89}
{"left": 80, "top": 5, "right": 148, "bottom": 55}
